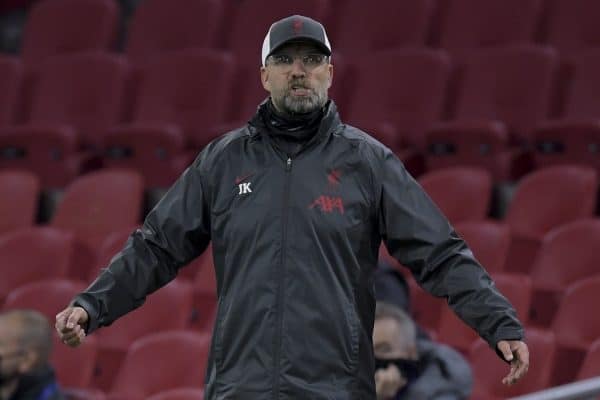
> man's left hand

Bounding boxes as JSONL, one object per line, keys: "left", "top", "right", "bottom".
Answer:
{"left": 497, "top": 340, "right": 529, "bottom": 386}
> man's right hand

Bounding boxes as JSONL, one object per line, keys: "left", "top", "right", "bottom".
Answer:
{"left": 55, "top": 306, "right": 89, "bottom": 347}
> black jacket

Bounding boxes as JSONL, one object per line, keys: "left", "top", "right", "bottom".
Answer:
{"left": 72, "top": 101, "right": 523, "bottom": 399}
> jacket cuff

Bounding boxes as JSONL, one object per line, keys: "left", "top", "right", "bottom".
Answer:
{"left": 70, "top": 294, "right": 101, "bottom": 335}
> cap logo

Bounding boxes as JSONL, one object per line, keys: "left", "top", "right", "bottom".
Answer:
{"left": 293, "top": 18, "right": 303, "bottom": 34}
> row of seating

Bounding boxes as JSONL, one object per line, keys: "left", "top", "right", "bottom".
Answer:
{"left": 7, "top": 0, "right": 600, "bottom": 67}
{"left": 1, "top": 44, "right": 600, "bottom": 187}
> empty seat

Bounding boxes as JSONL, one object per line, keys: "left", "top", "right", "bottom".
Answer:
{"left": 455, "top": 221, "right": 511, "bottom": 274}
{"left": 0, "top": 227, "right": 74, "bottom": 303}
{"left": 534, "top": 49, "right": 600, "bottom": 172}
{"left": 52, "top": 334, "right": 98, "bottom": 389}
{"left": 469, "top": 328, "right": 556, "bottom": 398}
{"left": 0, "top": 52, "right": 130, "bottom": 187}
{"left": 333, "top": 0, "right": 434, "bottom": 54}
{"left": 0, "top": 56, "right": 22, "bottom": 126}
{"left": 103, "top": 49, "right": 234, "bottom": 187}
{"left": 430, "top": 44, "right": 558, "bottom": 149}
{"left": 109, "top": 331, "right": 211, "bottom": 398}
{"left": 437, "top": 0, "right": 543, "bottom": 51}
{"left": 125, "top": 0, "right": 223, "bottom": 65}
{"left": 226, "top": 1, "right": 329, "bottom": 121}
{"left": 577, "top": 338, "right": 600, "bottom": 380}
{"left": 0, "top": 170, "right": 39, "bottom": 235}
{"left": 347, "top": 48, "right": 451, "bottom": 148}
{"left": 529, "top": 219, "right": 600, "bottom": 327}
{"left": 551, "top": 277, "right": 600, "bottom": 384}
{"left": 51, "top": 169, "right": 144, "bottom": 257}
{"left": 146, "top": 388, "right": 204, "bottom": 400}
{"left": 418, "top": 167, "right": 492, "bottom": 224}
{"left": 21, "top": 0, "right": 118, "bottom": 66}
{"left": 93, "top": 279, "right": 194, "bottom": 391}
{"left": 437, "top": 273, "right": 532, "bottom": 354}
{"left": 545, "top": 0, "right": 600, "bottom": 59}
{"left": 2, "top": 279, "right": 86, "bottom": 322}
{"left": 504, "top": 166, "right": 597, "bottom": 273}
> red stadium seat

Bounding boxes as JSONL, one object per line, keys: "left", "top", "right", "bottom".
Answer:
{"left": 0, "top": 56, "right": 22, "bottom": 126}
{"left": 0, "top": 52, "right": 130, "bottom": 187}
{"left": 50, "top": 170, "right": 144, "bottom": 278}
{"left": 418, "top": 167, "right": 492, "bottom": 224}
{"left": 333, "top": 0, "right": 434, "bottom": 54}
{"left": 504, "top": 166, "right": 597, "bottom": 273}
{"left": 427, "top": 45, "right": 558, "bottom": 169}
{"left": 109, "top": 331, "right": 211, "bottom": 398}
{"left": 551, "top": 277, "right": 600, "bottom": 384}
{"left": 0, "top": 228, "right": 74, "bottom": 304}
{"left": 436, "top": 0, "right": 543, "bottom": 51}
{"left": 455, "top": 221, "right": 510, "bottom": 274}
{"left": 92, "top": 279, "right": 194, "bottom": 391}
{"left": 534, "top": 49, "right": 600, "bottom": 172}
{"left": 347, "top": 48, "right": 451, "bottom": 149}
{"left": 103, "top": 49, "right": 234, "bottom": 187}
{"left": 529, "top": 219, "right": 600, "bottom": 327}
{"left": 125, "top": 0, "right": 223, "bottom": 65}
{"left": 21, "top": 0, "right": 118, "bottom": 67}
{"left": 425, "top": 119, "right": 531, "bottom": 181}
{"left": 469, "top": 328, "right": 556, "bottom": 398}
{"left": 577, "top": 338, "right": 600, "bottom": 380}
{"left": 545, "top": 0, "right": 600, "bottom": 59}
{"left": 226, "top": 0, "right": 329, "bottom": 121}
{"left": 406, "top": 277, "right": 445, "bottom": 333}
{"left": 0, "top": 170, "right": 39, "bottom": 235}
{"left": 437, "top": 273, "right": 532, "bottom": 354}
{"left": 146, "top": 388, "right": 204, "bottom": 400}
{"left": 2, "top": 279, "right": 86, "bottom": 322}
{"left": 52, "top": 334, "right": 98, "bottom": 389}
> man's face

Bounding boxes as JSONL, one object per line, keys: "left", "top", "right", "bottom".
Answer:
{"left": 260, "top": 42, "right": 333, "bottom": 114}
{"left": 0, "top": 323, "right": 26, "bottom": 386}
{"left": 373, "top": 317, "right": 416, "bottom": 361}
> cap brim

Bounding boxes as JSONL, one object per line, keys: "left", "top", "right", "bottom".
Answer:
{"left": 267, "top": 36, "right": 332, "bottom": 59}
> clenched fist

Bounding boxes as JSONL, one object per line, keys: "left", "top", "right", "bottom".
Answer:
{"left": 55, "top": 306, "right": 89, "bottom": 347}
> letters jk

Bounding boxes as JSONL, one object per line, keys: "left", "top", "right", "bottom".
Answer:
{"left": 238, "top": 182, "right": 252, "bottom": 195}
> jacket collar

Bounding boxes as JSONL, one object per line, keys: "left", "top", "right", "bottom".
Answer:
{"left": 248, "top": 98, "right": 343, "bottom": 143}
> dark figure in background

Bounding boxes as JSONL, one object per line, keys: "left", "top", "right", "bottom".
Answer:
{"left": 56, "top": 14, "right": 528, "bottom": 399}
{"left": 0, "top": 310, "right": 64, "bottom": 400}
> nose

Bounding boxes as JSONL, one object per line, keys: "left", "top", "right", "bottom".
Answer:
{"left": 290, "top": 57, "right": 307, "bottom": 78}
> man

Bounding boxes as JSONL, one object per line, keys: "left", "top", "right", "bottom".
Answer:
{"left": 56, "top": 15, "right": 529, "bottom": 399}
{"left": 0, "top": 310, "right": 64, "bottom": 400}
{"left": 374, "top": 302, "right": 472, "bottom": 399}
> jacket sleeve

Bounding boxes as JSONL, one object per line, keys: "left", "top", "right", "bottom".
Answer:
{"left": 375, "top": 147, "right": 524, "bottom": 351}
{"left": 71, "top": 154, "right": 211, "bottom": 334}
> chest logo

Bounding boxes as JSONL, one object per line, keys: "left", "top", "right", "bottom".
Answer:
{"left": 309, "top": 195, "right": 344, "bottom": 214}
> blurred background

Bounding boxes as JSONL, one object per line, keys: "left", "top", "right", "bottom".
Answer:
{"left": 0, "top": 0, "right": 599, "bottom": 399}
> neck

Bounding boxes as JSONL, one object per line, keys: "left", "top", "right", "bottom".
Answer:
{"left": 0, "top": 380, "right": 18, "bottom": 400}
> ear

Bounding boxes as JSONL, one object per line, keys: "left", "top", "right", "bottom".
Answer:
{"left": 260, "top": 66, "right": 271, "bottom": 92}
{"left": 327, "top": 63, "right": 334, "bottom": 89}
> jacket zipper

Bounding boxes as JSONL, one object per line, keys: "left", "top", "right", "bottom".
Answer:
{"left": 273, "top": 156, "right": 292, "bottom": 399}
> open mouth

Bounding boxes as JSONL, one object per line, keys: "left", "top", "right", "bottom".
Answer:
{"left": 290, "top": 85, "right": 310, "bottom": 96}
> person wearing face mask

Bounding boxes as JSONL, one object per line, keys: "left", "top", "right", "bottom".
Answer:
{"left": 374, "top": 302, "right": 472, "bottom": 400}
{"left": 0, "top": 310, "right": 64, "bottom": 400}
{"left": 56, "top": 14, "right": 529, "bottom": 399}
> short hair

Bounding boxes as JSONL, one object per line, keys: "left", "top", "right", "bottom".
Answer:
{"left": 375, "top": 301, "right": 417, "bottom": 348}
{"left": 0, "top": 309, "right": 53, "bottom": 365}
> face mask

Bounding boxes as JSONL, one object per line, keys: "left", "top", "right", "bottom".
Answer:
{"left": 375, "top": 357, "right": 420, "bottom": 383}
{"left": 0, "top": 366, "right": 20, "bottom": 386}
